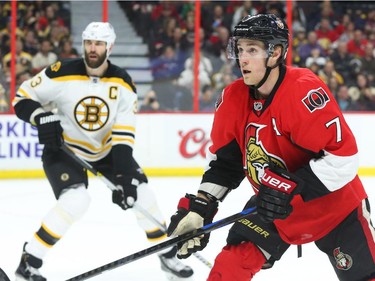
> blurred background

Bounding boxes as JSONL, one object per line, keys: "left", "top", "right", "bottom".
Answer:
{"left": 2, "top": 0, "right": 375, "bottom": 114}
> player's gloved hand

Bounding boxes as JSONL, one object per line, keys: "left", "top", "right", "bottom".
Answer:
{"left": 34, "top": 112, "right": 63, "bottom": 150}
{"left": 257, "top": 165, "right": 301, "bottom": 223}
{"left": 112, "top": 175, "right": 138, "bottom": 210}
{"left": 167, "top": 194, "right": 218, "bottom": 259}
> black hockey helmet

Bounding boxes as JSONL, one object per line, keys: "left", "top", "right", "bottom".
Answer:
{"left": 227, "top": 14, "right": 289, "bottom": 61}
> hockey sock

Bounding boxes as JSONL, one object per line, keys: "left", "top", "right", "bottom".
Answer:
{"left": 26, "top": 185, "right": 90, "bottom": 259}
{"left": 207, "top": 242, "right": 266, "bottom": 281}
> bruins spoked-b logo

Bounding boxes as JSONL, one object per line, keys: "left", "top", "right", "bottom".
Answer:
{"left": 74, "top": 96, "right": 109, "bottom": 131}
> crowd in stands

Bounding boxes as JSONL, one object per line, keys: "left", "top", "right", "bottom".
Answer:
{"left": 0, "top": 1, "right": 77, "bottom": 113}
{"left": 121, "top": 0, "right": 375, "bottom": 112}
{"left": 1, "top": 1, "right": 375, "bottom": 113}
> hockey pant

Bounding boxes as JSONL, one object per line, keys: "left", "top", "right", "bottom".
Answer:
{"left": 26, "top": 147, "right": 167, "bottom": 260}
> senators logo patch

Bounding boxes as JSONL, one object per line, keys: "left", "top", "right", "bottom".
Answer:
{"left": 333, "top": 247, "right": 353, "bottom": 271}
{"left": 302, "top": 87, "right": 330, "bottom": 112}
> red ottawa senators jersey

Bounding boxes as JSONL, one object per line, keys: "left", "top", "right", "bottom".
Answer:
{"left": 203, "top": 65, "right": 367, "bottom": 245}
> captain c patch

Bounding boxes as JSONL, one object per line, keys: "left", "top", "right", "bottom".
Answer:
{"left": 302, "top": 87, "right": 330, "bottom": 113}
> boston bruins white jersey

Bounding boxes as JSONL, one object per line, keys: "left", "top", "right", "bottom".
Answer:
{"left": 13, "top": 58, "right": 138, "bottom": 161}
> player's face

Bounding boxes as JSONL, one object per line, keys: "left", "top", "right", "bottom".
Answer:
{"left": 237, "top": 39, "right": 268, "bottom": 86}
{"left": 83, "top": 40, "right": 107, "bottom": 69}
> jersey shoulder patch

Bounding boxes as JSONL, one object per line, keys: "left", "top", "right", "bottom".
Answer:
{"left": 45, "top": 58, "right": 86, "bottom": 78}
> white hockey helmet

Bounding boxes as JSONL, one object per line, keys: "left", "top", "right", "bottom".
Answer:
{"left": 82, "top": 22, "right": 116, "bottom": 58}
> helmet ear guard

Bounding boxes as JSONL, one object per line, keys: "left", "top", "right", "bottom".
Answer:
{"left": 82, "top": 22, "right": 116, "bottom": 59}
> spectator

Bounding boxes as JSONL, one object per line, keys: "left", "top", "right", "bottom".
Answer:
{"left": 15, "top": 70, "right": 32, "bottom": 90}
{"left": 2, "top": 37, "right": 32, "bottom": 75}
{"left": 49, "top": 24, "right": 70, "bottom": 54}
{"left": 308, "top": 61, "right": 321, "bottom": 76}
{"left": 37, "top": 3, "right": 66, "bottom": 38}
{"left": 315, "top": 17, "right": 340, "bottom": 53}
{"left": 206, "top": 26, "right": 230, "bottom": 61}
{"left": 360, "top": 42, "right": 375, "bottom": 83}
{"left": 336, "top": 19, "right": 355, "bottom": 44}
{"left": 330, "top": 40, "right": 358, "bottom": 85}
{"left": 32, "top": 38, "right": 58, "bottom": 74}
{"left": 231, "top": 0, "right": 258, "bottom": 30}
{"left": 291, "top": 4, "right": 307, "bottom": 36}
{"left": 336, "top": 84, "right": 358, "bottom": 111}
{"left": 199, "top": 85, "right": 217, "bottom": 112}
{"left": 149, "top": 16, "right": 178, "bottom": 58}
{"left": 318, "top": 60, "right": 344, "bottom": 85}
{"left": 202, "top": 3, "right": 232, "bottom": 36}
{"left": 58, "top": 37, "right": 79, "bottom": 59}
{"left": 0, "top": 83, "right": 9, "bottom": 112}
{"left": 170, "top": 26, "right": 190, "bottom": 57}
{"left": 0, "top": 17, "right": 24, "bottom": 55}
{"left": 150, "top": 45, "right": 185, "bottom": 81}
{"left": 347, "top": 29, "right": 368, "bottom": 58}
{"left": 298, "top": 31, "right": 325, "bottom": 66}
{"left": 348, "top": 73, "right": 375, "bottom": 110}
{"left": 305, "top": 47, "right": 327, "bottom": 68}
{"left": 212, "top": 62, "right": 238, "bottom": 93}
{"left": 139, "top": 89, "right": 161, "bottom": 112}
{"left": 177, "top": 52, "right": 213, "bottom": 91}
{"left": 23, "top": 29, "right": 39, "bottom": 56}
{"left": 292, "top": 26, "right": 307, "bottom": 66}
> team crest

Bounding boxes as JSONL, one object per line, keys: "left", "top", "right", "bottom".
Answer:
{"left": 74, "top": 96, "right": 109, "bottom": 131}
{"left": 333, "top": 247, "right": 353, "bottom": 271}
{"left": 302, "top": 87, "right": 330, "bottom": 113}
{"left": 245, "top": 123, "right": 286, "bottom": 188}
{"left": 50, "top": 61, "right": 61, "bottom": 72}
{"left": 275, "top": 17, "right": 284, "bottom": 29}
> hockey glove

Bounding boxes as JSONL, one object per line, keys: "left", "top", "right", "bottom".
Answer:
{"left": 34, "top": 112, "right": 63, "bottom": 150}
{"left": 257, "top": 166, "right": 301, "bottom": 223}
{"left": 167, "top": 194, "right": 218, "bottom": 259}
{"left": 112, "top": 174, "right": 138, "bottom": 210}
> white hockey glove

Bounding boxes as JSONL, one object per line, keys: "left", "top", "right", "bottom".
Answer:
{"left": 167, "top": 194, "right": 218, "bottom": 259}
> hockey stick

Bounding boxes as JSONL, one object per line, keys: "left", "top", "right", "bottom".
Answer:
{"left": 65, "top": 206, "right": 256, "bottom": 281}
{"left": 0, "top": 268, "right": 11, "bottom": 281}
{"left": 61, "top": 144, "right": 213, "bottom": 268}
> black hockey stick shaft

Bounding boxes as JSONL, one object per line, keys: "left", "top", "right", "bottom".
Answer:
{"left": 65, "top": 206, "right": 256, "bottom": 281}
{"left": 61, "top": 144, "right": 213, "bottom": 268}
{"left": 0, "top": 268, "right": 11, "bottom": 281}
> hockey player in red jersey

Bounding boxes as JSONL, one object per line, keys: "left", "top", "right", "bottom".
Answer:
{"left": 12, "top": 22, "right": 193, "bottom": 281}
{"left": 167, "top": 14, "right": 375, "bottom": 281}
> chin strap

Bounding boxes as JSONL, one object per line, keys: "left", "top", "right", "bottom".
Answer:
{"left": 250, "top": 59, "right": 283, "bottom": 90}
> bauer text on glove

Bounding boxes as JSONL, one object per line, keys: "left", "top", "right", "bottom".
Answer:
{"left": 257, "top": 166, "right": 301, "bottom": 223}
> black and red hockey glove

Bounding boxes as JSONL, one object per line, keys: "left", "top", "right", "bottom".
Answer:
{"left": 257, "top": 165, "right": 301, "bottom": 223}
{"left": 167, "top": 194, "right": 218, "bottom": 259}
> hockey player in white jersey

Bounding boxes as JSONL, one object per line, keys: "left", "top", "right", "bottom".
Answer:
{"left": 12, "top": 22, "right": 194, "bottom": 281}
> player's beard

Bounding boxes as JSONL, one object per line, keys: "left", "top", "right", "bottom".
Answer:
{"left": 84, "top": 51, "right": 107, "bottom": 69}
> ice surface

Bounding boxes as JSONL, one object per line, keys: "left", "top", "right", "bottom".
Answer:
{"left": 1, "top": 176, "right": 374, "bottom": 280}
